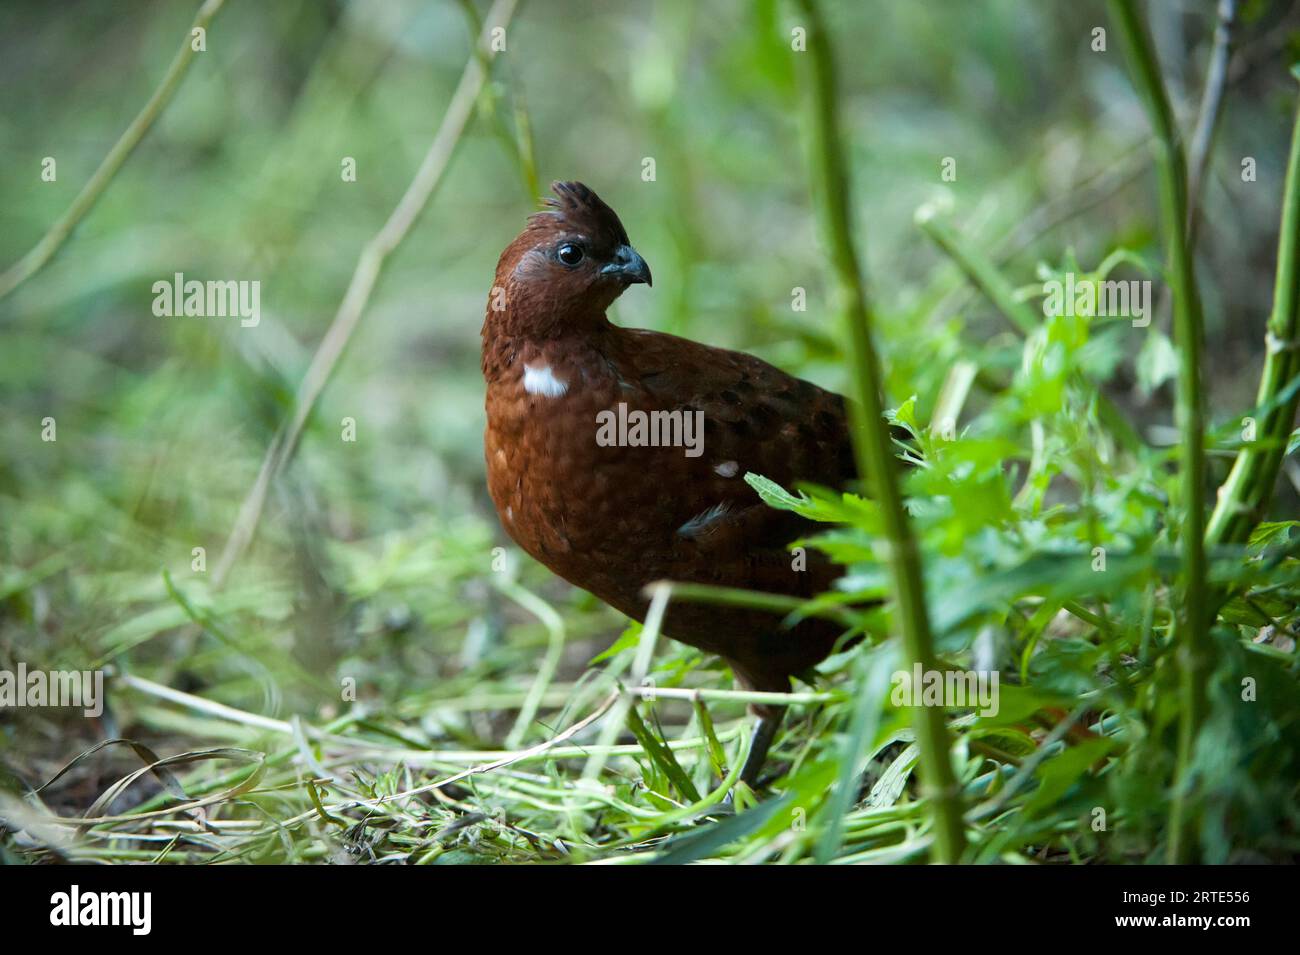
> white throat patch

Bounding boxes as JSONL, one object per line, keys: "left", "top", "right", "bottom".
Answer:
{"left": 523, "top": 363, "right": 569, "bottom": 398}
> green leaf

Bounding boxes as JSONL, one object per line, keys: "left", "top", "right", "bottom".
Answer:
{"left": 972, "top": 684, "right": 1071, "bottom": 729}
{"left": 590, "top": 622, "right": 641, "bottom": 664}
{"left": 815, "top": 644, "right": 897, "bottom": 862}
{"left": 1248, "top": 521, "right": 1299, "bottom": 554}
{"left": 886, "top": 394, "right": 920, "bottom": 434}
{"left": 650, "top": 792, "right": 794, "bottom": 864}
{"left": 626, "top": 705, "right": 701, "bottom": 803}
{"left": 1135, "top": 329, "right": 1179, "bottom": 396}
{"left": 744, "top": 472, "right": 812, "bottom": 512}
{"left": 1023, "top": 737, "right": 1114, "bottom": 814}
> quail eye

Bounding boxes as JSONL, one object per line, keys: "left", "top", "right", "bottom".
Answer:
{"left": 557, "top": 243, "right": 584, "bottom": 266}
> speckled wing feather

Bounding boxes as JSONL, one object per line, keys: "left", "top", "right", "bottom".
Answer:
{"left": 612, "top": 327, "right": 856, "bottom": 595}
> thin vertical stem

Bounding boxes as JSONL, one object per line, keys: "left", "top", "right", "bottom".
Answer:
{"left": 1108, "top": 0, "right": 1210, "bottom": 863}
{"left": 1186, "top": 0, "right": 1237, "bottom": 248}
{"left": 211, "top": 0, "right": 520, "bottom": 586}
{"left": 0, "top": 0, "right": 227, "bottom": 301}
{"left": 793, "top": 0, "right": 964, "bottom": 862}
{"left": 1206, "top": 98, "right": 1300, "bottom": 548}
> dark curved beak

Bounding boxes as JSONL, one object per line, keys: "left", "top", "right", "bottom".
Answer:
{"left": 601, "top": 244, "right": 652, "bottom": 287}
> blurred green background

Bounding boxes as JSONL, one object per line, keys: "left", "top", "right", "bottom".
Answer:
{"left": 2, "top": 0, "right": 1299, "bottom": 854}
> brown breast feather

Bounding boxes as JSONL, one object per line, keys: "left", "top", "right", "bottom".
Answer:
{"left": 484, "top": 320, "right": 858, "bottom": 693}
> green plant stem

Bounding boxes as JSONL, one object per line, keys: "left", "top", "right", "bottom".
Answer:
{"left": 916, "top": 212, "right": 1039, "bottom": 336}
{"left": 1206, "top": 98, "right": 1300, "bottom": 548}
{"left": 496, "top": 580, "right": 566, "bottom": 750}
{"left": 1186, "top": 0, "right": 1237, "bottom": 247}
{"left": 211, "top": 0, "right": 520, "bottom": 586}
{"left": 0, "top": 0, "right": 227, "bottom": 301}
{"left": 794, "top": 0, "right": 964, "bottom": 863}
{"left": 455, "top": 0, "right": 539, "bottom": 200}
{"left": 1109, "top": 0, "right": 1211, "bottom": 864}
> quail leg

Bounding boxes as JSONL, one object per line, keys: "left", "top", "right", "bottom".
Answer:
{"left": 739, "top": 708, "right": 784, "bottom": 788}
